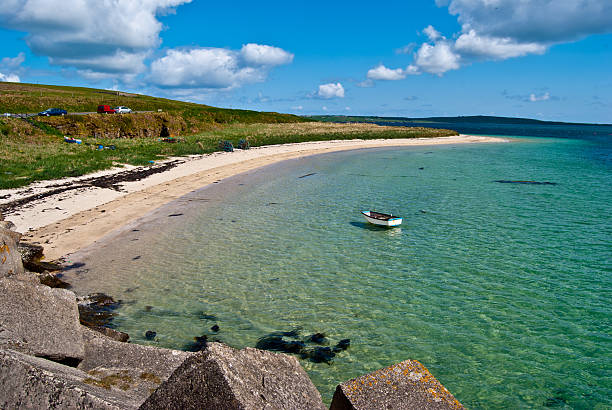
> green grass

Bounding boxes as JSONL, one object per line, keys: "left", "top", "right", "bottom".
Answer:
{"left": 0, "top": 122, "right": 458, "bottom": 189}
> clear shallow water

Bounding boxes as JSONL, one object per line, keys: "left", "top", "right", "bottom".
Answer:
{"left": 65, "top": 134, "right": 612, "bottom": 408}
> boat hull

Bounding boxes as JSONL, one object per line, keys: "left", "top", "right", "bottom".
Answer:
{"left": 361, "top": 211, "right": 402, "bottom": 227}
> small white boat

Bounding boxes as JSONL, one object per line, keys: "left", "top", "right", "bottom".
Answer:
{"left": 361, "top": 211, "right": 402, "bottom": 227}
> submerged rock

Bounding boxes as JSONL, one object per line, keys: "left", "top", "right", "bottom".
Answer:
{"left": 185, "top": 335, "right": 208, "bottom": 352}
{"left": 309, "top": 332, "right": 327, "bottom": 344}
{"left": 145, "top": 331, "right": 157, "bottom": 341}
{"left": 301, "top": 347, "right": 335, "bottom": 364}
{"left": 333, "top": 339, "right": 350, "bottom": 352}
{"left": 210, "top": 324, "right": 219, "bottom": 332}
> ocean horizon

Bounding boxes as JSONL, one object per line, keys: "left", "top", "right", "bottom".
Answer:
{"left": 64, "top": 122, "right": 612, "bottom": 408}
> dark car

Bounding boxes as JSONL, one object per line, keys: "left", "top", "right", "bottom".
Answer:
{"left": 38, "top": 108, "right": 67, "bottom": 116}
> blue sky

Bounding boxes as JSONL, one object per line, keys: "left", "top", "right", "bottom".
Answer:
{"left": 1, "top": 0, "right": 611, "bottom": 123}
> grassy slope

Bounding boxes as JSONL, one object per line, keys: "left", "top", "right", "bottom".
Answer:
{"left": 0, "top": 83, "right": 458, "bottom": 189}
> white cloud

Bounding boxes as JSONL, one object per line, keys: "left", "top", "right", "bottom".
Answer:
{"left": 529, "top": 92, "right": 550, "bottom": 102}
{"left": 367, "top": 64, "right": 406, "bottom": 81}
{"left": 0, "top": 0, "right": 191, "bottom": 78}
{"left": 291, "top": 105, "right": 303, "bottom": 110}
{"left": 322, "top": 106, "right": 328, "bottom": 111}
{"left": 317, "top": 82, "right": 344, "bottom": 99}
{"left": 414, "top": 41, "right": 460, "bottom": 75}
{"left": 240, "top": 44, "right": 294, "bottom": 66}
{"left": 371, "top": 0, "right": 612, "bottom": 78}
{"left": 0, "top": 72, "right": 20, "bottom": 82}
{"left": 455, "top": 29, "right": 546, "bottom": 59}
{"left": 445, "top": 0, "right": 612, "bottom": 44}
{"left": 423, "top": 25, "right": 443, "bottom": 41}
{"left": 149, "top": 44, "right": 293, "bottom": 89}
{"left": 0, "top": 52, "right": 25, "bottom": 82}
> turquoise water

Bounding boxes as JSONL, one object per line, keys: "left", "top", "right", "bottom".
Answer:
{"left": 66, "top": 135, "right": 611, "bottom": 408}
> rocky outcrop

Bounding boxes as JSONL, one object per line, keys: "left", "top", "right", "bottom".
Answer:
{"left": 0, "top": 277, "right": 84, "bottom": 362}
{"left": 140, "top": 342, "right": 326, "bottom": 410}
{"left": 329, "top": 360, "right": 464, "bottom": 410}
{"left": 0, "top": 226, "right": 25, "bottom": 277}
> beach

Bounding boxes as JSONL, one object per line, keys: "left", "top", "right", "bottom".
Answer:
{"left": 1, "top": 135, "right": 504, "bottom": 260}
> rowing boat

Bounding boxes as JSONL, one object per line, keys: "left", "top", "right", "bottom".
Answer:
{"left": 361, "top": 211, "right": 402, "bottom": 227}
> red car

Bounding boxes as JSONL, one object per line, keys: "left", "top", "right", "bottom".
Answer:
{"left": 97, "top": 105, "right": 116, "bottom": 114}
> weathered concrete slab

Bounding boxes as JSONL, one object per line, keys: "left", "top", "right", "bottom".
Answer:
{"left": 77, "top": 326, "right": 191, "bottom": 404}
{"left": 0, "top": 278, "right": 84, "bottom": 362}
{"left": 0, "top": 227, "right": 24, "bottom": 277}
{"left": 329, "top": 360, "right": 464, "bottom": 410}
{"left": 140, "top": 342, "right": 326, "bottom": 410}
{"left": 0, "top": 348, "right": 139, "bottom": 409}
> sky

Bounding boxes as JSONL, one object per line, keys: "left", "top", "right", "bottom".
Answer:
{"left": 1, "top": 0, "right": 611, "bottom": 123}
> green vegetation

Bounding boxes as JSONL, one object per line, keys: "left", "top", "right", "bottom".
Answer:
{"left": 0, "top": 121, "right": 457, "bottom": 189}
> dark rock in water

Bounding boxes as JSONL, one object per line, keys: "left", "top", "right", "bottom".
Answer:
{"left": 185, "top": 335, "right": 208, "bottom": 352}
{"left": 333, "top": 339, "right": 350, "bottom": 353}
{"left": 37, "top": 271, "right": 70, "bottom": 288}
{"left": 145, "top": 331, "right": 156, "bottom": 340}
{"left": 210, "top": 324, "right": 219, "bottom": 332}
{"left": 494, "top": 180, "right": 557, "bottom": 185}
{"left": 25, "top": 260, "right": 64, "bottom": 273}
{"left": 140, "top": 342, "right": 326, "bottom": 410}
{"left": 17, "top": 242, "right": 44, "bottom": 265}
{"left": 197, "top": 312, "right": 217, "bottom": 321}
{"left": 144, "top": 305, "right": 153, "bottom": 312}
{"left": 255, "top": 336, "right": 305, "bottom": 354}
{"left": 329, "top": 359, "right": 464, "bottom": 410}
{"left": 77, "top": 293, "right": 121, "bottom": 328}
{"left": 302, "top": 347, "right": 335, "bottom": 364}
{"left": 418, "top": 167, "right": 424, "bottom": 170}
{"left": 309, "top": 332, "right": 327, "bottom": 344}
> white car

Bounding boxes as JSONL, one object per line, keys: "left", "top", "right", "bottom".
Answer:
{"left": 2, "top": 113, "right": 12, "bottom": 117}
{"left": 114, "top": 106, "right": 132, "bottom": 114}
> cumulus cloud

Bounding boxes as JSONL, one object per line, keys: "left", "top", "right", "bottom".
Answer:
{"left": 0, "top": 72, "right": 20, "bottom": 82}
{"left": 413, "top": 41, "right": 460, "bottom": 75}
{"left": 369, "top": 0, "right": 612, "bottom": 78}
{"left": 367, "top": 64, "right": 406, "bottom": 81}
{"left": 444, "top": 0, "right": 612, "bottom": 44}
{"left": 0, "top": 52, "right": 25, "bottom": 82}
{"left": 149, "top": 44, "right": 293, "bottom": 89}
{"left": 454, "top": 29, "right": 546, "bottom": 59}
{"left": 0, "top": 0, "right": 191, "bottom": 79}
{"left": 240, "top": 44, "right": 294, "bottom": 66}
{"left": 317, "top": 82, "right": 344, "bottom": 99}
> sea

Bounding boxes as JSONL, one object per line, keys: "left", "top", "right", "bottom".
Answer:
{"left": 64, "top": 121, "right": 612, "bottom": 408}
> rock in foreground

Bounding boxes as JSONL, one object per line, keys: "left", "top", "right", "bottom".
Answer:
{"left": 0, "top": 277, "right": 84, "bottom": 363}
{"left": 329, "top": 360, "right": 463, "bottom": 410}
{"left": 141, "top": 342, "right": 326, "bottom": 410}
{"left": 0, "top": 227, "right": 25, "bottom": 277}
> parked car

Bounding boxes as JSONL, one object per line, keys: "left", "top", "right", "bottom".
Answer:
{"left": 114, "top": 106, "right": 132, "bottom": 114}
{"left": 97, "top": 105, "right": 116, "bottom": 114}
{"left": 2, "top": 113, "right": 12, "bottom": 117}
{"left": 38, "top": 108, "right": 67, "bottom": 116}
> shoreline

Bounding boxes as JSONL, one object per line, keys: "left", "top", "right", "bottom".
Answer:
{"left": 1, "top": 135, "right": 507, "bottom": 260}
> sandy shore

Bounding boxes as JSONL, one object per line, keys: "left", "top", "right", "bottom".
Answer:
{"left": 0, "top": 135, "right": 506, "bottom": 260}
